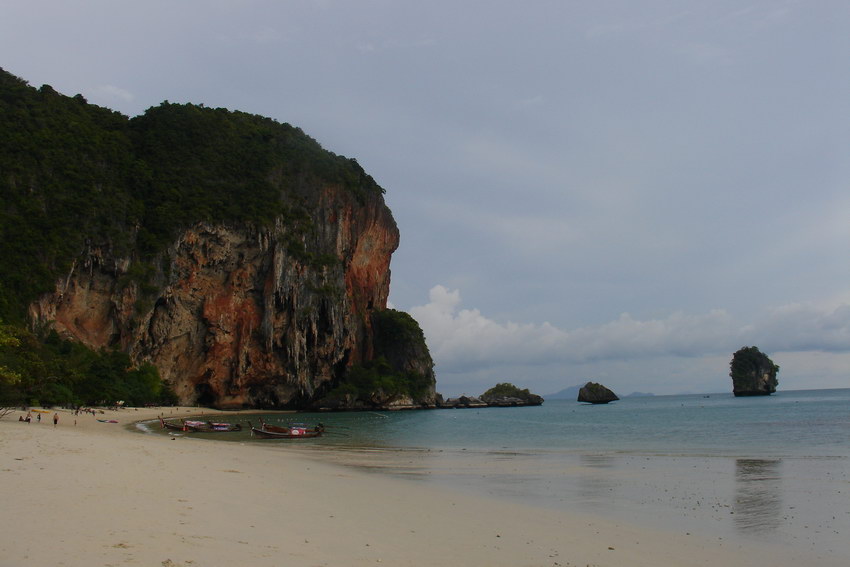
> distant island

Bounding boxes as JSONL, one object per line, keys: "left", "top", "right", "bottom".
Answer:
{"left": 577, "top": 382, "right": 619, "bottom": 404}
{"left": 547, "top": 384, "right": 653, "bottom": 400}
{"left": 545, "top": 384, "right": 584, "bottom": 400}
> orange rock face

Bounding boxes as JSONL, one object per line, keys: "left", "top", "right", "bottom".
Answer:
{"left": 29, "top": 185, "right": 400, "bottom": 408}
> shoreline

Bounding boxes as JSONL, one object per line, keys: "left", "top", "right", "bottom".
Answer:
{"left": 1, "top": 406, "right": 847, "bottom": 566}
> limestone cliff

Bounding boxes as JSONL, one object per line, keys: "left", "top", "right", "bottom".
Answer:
{"left": 4, "top": 76, "right": 437, "bottom": 409}
{"left": 730, "top": 346, "right": 778, "bottom": 397}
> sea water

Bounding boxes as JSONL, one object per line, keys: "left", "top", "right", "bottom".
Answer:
{"left": 144, "top": 389, "right": 850, "bottom": 557}
{"left": 147, "top": 389, "right": 850, "bottom": 457}
{"left": 281, "top": 388, "right": 850, "bottom": 457}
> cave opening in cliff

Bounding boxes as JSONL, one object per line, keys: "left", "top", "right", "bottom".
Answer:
{"left": 194, "top": 382, "right": 217, "bottom": 407}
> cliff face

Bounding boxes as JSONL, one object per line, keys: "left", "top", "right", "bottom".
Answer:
{"left": 29, "top": 186, "right": 419, "bottom": 409}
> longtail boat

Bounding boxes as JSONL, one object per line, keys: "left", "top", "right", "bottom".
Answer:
{"left": 183, "top": 419, "right": 242, "bottom": 432}
{"left": 258, "top": 417, "right": 293, "bottom": 434}
{"left": 249, "top": 420, "right": 324, "bottom": 439}
{"left": 159, "top": 416, "right": 242, "bottom": 432}
{"left": 159, "top": 417, "right": 184, "bottom": 431}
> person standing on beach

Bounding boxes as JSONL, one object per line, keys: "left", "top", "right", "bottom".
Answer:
{"left": 53, "top": 413, "right": 58, "bottom": 427}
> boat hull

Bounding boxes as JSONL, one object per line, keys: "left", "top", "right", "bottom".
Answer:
{"left": 250, "top": 426, "right": 322, "bottom": 439}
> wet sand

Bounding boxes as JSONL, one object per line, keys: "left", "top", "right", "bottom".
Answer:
{"left": 1, "top": 407, "right": 846, "bottom": 566}
{"left": 302, "top": 445, "right": 850, "bottom": 556}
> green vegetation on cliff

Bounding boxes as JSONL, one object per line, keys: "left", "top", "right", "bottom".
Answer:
{"left": 482, "top": 383, "right": 533, "bottom": 400}
{"left": 0, "top": 67, "right": 384, "bottom": 323}
{"left": 322, "top": 356, "right": 429, "bottom": 403}
{"left": 480, "top": 382, "right": 544, "bottom": 405}
{"left": 730, "top": 346, "right": 780, "bottom": 377}
{"left": 128, "top": 101, "right": 382, "bottom": 255}
{"left": 319, "top": 309, "right": 435, "bottom": 406}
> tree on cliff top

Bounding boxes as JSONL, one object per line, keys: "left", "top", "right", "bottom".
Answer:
{"left": 482, "top": 383, "right": 532, "bottom": 399}
{"left": 730, "top": 346, "right": 779, "bottom": 378}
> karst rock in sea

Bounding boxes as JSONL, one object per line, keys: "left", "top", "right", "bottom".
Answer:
{"left": 729, "top": 346, "right": 778, "bottom": 397}
{"left": 577, "top": 382, "right": 619, "bottom": 404}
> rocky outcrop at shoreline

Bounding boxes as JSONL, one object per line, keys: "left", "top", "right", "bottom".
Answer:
{"left": 440, "top": 395, "right": 490, "bottom": 409}
{"left": 440, "top": 383, "right": 544, "bottom": 408}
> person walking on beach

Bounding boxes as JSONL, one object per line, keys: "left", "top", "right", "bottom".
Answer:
{"left": 37, "top": 413, "right": 41, "bottom": 423}
{"left": 53, "top": 413, "right": 58, "bottom": 428}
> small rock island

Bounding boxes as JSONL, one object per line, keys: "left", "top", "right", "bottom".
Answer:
{"left": 730, "top": 346, "right": 779, "bottom": 396}
{"left": 577, "top": 382, "right": 619, "bottom": 404}
{"left": 441, "top": 382, "right": 543, "bottom": 408}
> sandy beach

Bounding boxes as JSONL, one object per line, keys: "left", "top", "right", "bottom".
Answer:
{"left": 0, "top": 407, "right": 845, "bottom": 567}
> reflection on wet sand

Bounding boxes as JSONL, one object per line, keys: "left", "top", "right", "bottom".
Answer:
{"left": 577, "top": 453, "right": 617, "bottom": 506}
{"left": 734, "top": 458, "right": 783, "bottom": 534}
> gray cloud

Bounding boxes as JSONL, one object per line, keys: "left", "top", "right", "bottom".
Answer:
{"left": 409, "top": 285, "right": 850, "bottom": 393}
{"left": 2, "top": 0, "right": 848, "bottom": 394}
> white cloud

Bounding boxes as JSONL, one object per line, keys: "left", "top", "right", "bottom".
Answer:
{"left": 409, "top": 285, "right": 850, "bottom": 377}
{"left": 752, "top": 303, "right": 850, "bottom": 353}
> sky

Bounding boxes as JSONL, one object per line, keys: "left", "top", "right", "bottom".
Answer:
{"left": 3, "top": 1, "right": 849, "bottom": 396}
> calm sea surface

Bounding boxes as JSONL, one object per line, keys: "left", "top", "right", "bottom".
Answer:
{"left": 145, "top": 388, "right": 850, "bottom": 457}
{"left": 140, "top": 388, "right": 850, "bottom": 556}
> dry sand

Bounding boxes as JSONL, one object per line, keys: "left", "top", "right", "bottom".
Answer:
{"left": 0, "top": 407, "right": 844, "bottom": 567}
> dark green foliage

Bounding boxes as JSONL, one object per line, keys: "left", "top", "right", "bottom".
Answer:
{"left": 0, "top": 325, "right": 173, "bottom": 407}
{"left": 1, "top": 70, "right": 137, "bottom": 323}
{"left": 369, "top": 308, "right": 433, "bottom": 399}
{"left": 128, "top": 102, "right": 382, "bottom": 255}
{"left": 482, "top": 382, "right": 533, "bottom": 399}
{"left": 323, "top": 356, "right": 432, "bottom": 403}
{"left": 322, "top": 309, "right": 434, "bottom": 404}
{"left": 729, "top": 346, "right": 780, "bottom": 379}
{"left": 328, "top": 358, "right": 403, "bottom": 401}
{"left": 371, "top": 308, "right": 426, "bottom": 355}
